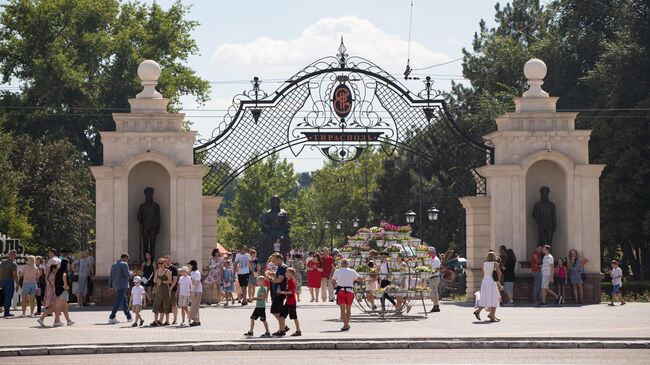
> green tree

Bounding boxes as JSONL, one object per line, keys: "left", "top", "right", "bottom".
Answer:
{"left": 0, "top": 131, "right": 32, "bottom": 242}
{"left": 12, "top": 137, "right": 94, "bottom": 252}
{"left": 226, "top": 154, "right": 297, "bottom": 247}
{"left": 0, "top": 0, "right": 210, "bottom": 165}
{"left": 292, "top": 150, "right": 384, "bottom": 250}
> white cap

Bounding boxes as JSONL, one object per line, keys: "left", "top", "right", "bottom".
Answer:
{"left": 136, "top": 60, "right": 162, "bottom": 99}
{"left": 522, "top": 58, "right": 549, "bottom": 98}
{"left": 133, "top": 276, "right": 142, "bottom": 283}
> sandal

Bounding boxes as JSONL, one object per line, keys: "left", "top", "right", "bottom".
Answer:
{"left": 488, "top": 316, "right": 501, "bottom": 322}
{"left": 341, "top": 326, "right": 350, "bottom": 331}
{"left": 150, "top": 321, "right": 159, "bottom": 327}
{"left": 290, "top": 331, "right": 302, "bottom": 336}
{"left": 473, "top": 310, "right": 481, "bottom": 321}
{"left": 244, "top": 331, "right": 253, "bottom": 336}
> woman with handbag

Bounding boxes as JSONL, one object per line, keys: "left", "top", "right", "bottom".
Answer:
{"left": 141, "top": 252, "right": 155, "bottom": 306}
{"left": 568, "top": 249, "right": 589, "bottom": 304}
{"left": 473, "top": 251, "right": 502, "bottom": 322}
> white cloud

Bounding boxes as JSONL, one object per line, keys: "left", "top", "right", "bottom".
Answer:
{"left": 212, "top": 16, "right": 449, "bottom": 75}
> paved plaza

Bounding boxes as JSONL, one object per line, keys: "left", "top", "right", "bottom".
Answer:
{"left": 1, "top": 298, "right": 648, "bottom": 349}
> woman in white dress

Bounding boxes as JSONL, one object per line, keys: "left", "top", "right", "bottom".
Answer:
{"left": 473, "top": 251, "right": 502, "bottom": 322}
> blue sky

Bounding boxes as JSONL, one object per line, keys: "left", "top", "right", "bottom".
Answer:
{"left": 148, "top": 0, "right": 501, "bottom": 171}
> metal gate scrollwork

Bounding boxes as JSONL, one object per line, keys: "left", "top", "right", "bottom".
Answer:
{"left": 194, "top": 39, "right": 494, "bottom": 196}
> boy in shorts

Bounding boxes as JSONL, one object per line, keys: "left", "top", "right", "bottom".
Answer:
{"left": 177, "top": 266, "right": 193, "bottom": 326}
{"left": 129, "top": 276, "right": 148, "bottom": 327}
{"left": 245, "top": 276, "right": 271, "bottom": 337}
{"left": 609, "top": 260, "right": 626, "bottom": 306}
{"left": 279, "top": 268, "right": 302, "bottom": 336}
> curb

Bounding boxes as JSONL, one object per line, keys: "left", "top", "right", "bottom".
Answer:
{"left": 1, "top": 339, "right": 649, "bottom": 357}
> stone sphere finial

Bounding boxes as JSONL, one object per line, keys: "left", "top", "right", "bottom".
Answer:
{"left": 136, "top": 59, "right": 162, "bottom": 99}
{"left": 522, "top": 58, "right": 549, "bottom": 98}
{"left": 524, "top": 58, "right": 547, "bottom": 80}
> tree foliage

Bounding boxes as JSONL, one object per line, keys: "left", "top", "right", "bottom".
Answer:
{"left": 0, "top": 131, "right": 32, "bottom": 242}
{"left": 0, "top": 0, "right": 210, "bottom": 165}
{"left": 447, "top": 0, "right": 650, "bottom": 277}
{"left": 226, "top": 154, "right": 297, "bottom": 247}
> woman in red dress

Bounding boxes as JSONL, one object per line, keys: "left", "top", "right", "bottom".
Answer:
{"left": 306, "top": 253, "right": 323, "bottom": 302}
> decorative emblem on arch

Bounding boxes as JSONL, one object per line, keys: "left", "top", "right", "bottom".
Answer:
{"left": 194, "top": 38, "right": 493, "bottom": 196}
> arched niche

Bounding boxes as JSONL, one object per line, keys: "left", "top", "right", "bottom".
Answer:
{"left": 128, "top": 161, "right": 171, "bottom": 262}
{"left": 525, "top": 159, "right": 568, "bottom": 259}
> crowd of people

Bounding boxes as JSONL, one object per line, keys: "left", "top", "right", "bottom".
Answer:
{"left": 0, "top": 242, "right": 627, "bottom": 332}
{"left": 472, "top": 244, "right": 624, "bottom": 323}
{"left": 0, "top": 248, "right": 94, "bottom": 326}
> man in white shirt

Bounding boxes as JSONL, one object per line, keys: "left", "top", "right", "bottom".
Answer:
{"left": 540, "top": 245, "right": 561, "bottom": 306}
{"left": 331, "top": 259, "right": 363, "bottom": 332}
{"left": 428, "top": 247, "right": 442, "bottom": 313}
{"left": 234, "top": 246, "right": 252, "bottom": 305}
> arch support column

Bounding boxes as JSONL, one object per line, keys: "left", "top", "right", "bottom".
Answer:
{"left": 461, "top": 59, "right": 605, "bottom": 304}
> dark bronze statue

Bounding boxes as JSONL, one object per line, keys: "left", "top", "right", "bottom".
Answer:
{"left": 259, "top": 195, "right": 291, "bottom": 263}
{"left": 137, "top": 187, "right": 160, "bottom": 261}
{"left": 532, "top": 186, "right": 556, "bottom": 245}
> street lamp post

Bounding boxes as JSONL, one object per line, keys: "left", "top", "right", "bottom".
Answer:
{"left": 427, "top": 206, "right": 440, "bottom": 245}
{"left": 352, "top": 217, "right": 360, "bottom": 229}
{"left": 310, "top": 222, "right": 318, "bottom": 249}
{"left": 404, "top": 210, "right": 417, "bottom": 234}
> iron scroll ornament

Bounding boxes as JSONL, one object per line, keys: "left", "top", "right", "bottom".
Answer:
{"left": 194, "top": 39, "right": 494, "bottom": 197}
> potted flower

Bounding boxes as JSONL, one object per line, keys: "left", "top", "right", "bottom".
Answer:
{"left": 369, "top": 226, "right": 383, "bottom": 234}
{"left": 358, "top": 245, "right": 370, "bottom": 258}
{"left": 416, "top": 245, "right": 429, "bottom": 258}
{"left": 381, "top": 223, "right": 399, "bottom": 239}
{"left": 371, "top": 235, "right": 385, "bottom": 247}
{"left": 341, "top": 245, "right": 352, "bottom": 258}
{"left": 357, "top": 227, "right": 371, "bottom": 239}
{"left": 387, "top": 245, "right": 401, "bottom": 259}
{"left": 415, "top": 265, "right": 432, "bottom": 279}
{"left": 398, "top": 225, "right": 412, "bottom": 234}
{"left": 385, "top": 284, "right": 401, "bottom": 293}
{"left": 407, "top": 257, "right": 418, "bottom": 268}
{"left": 355, "top": 264, "right": 372, "bottom": 273}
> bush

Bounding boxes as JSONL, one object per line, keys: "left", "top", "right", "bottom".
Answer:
{"left": 601, "top": 281, "right": 650, "bottom": 302}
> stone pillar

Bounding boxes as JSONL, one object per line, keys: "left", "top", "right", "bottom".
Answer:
{"left": 201, "top": 196, "right": 222, "bottom": 269}
{"left": 201, "top": 196, "right": 222, "bottom": 304}
{"left": 90, "top": 60, "right": 210, "bottom": 304}
{"left": 463, "top": 59, "right": 605, "bottom": 304}
{"left": 459, "top": 196, "right": 491, "bottom": 301}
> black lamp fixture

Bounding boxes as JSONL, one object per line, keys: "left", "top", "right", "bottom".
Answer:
{"left": 336, "top": 220, "right": 342, "bottom": 230}
{"left": 404, "top": 210, "right": 417, "bottom": 224}
{"left": 427, "top": 206, "right": 440, "bottom": 222}
{"left": 310, "top": 222, "right": 318, "bottom": 230}
{"left": 352, "top": 217, "right": 360, "bottom": 228}
{"left": 323, "top": 220, "right": 331, "bottom": 230}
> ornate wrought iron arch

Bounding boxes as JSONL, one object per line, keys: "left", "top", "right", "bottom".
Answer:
{"left": 194, "top": 39, "right": 494, "bottom": 196}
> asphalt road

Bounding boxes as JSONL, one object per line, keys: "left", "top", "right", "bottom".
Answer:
{"left": 1, "top": 349, "right": 649, "bottom": 365}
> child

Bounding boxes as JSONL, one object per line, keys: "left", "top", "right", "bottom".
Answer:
{"left": 265, "top": 258, "right": 277, "bottom": 302}
{"left": 223, "top": 260, "right": 235, "bottom": 307}
{"left": 279, "top": 268, "right": 302, "bottom": 336}
{"left": 245, "top": 276, "right": 271, "bottom": 337}
{"left": 609, "top": 260, "right": 626, "bottom": 306}
{"left": 177, "top": 266, "right": 193, "bottom": 326}
{"left": 556, "top": 258, "right": 567, "bottom": 304}
{"left": 130, "top": 276, "right": 148, "bottom": 327}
